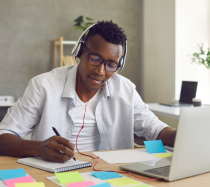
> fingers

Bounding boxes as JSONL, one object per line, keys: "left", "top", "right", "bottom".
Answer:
{"left": 50, "top": 136, "right": 75, "bottom": 157}
{"left": 54, "top": 136, "right": 75, "bottom": 151}
{"left": 38, "top": 136, "right": 75, "bottom": 163}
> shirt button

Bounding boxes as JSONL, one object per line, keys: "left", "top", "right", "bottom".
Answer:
{"left": 67, "top": 130, "right": 71, "bottom": 134}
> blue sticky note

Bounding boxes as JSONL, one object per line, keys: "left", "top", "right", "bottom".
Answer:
{"left": 90, "top": 182, "right": 111, "bottom": 187}
{"left": 144, "top": 140, "right": 166, "bottom": 154}
{"left": 91, "top": 171, "right": 123, "bottom": 180}
{"left": 0, "top": 168, "right": 26, "bottom": 182}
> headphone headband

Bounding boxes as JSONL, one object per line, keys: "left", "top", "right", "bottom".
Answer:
{"left": 71, "top": 24, "right": 127, "bottom": 71}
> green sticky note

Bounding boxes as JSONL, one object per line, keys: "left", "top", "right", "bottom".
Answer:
{"left": 15, "top": 182, "right": 45, "bottom": 187}
{"left": 55, "top": 171, "right": 85, "bottom": 185}
{"left": 105, "top": 178, "right": 141, "bottom": 187}
{"left": 153, "top": 153, "right": 173, "bottom": 158}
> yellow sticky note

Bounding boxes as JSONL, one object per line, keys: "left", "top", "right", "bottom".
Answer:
{"left": 15, "top": 182, "right": 45, "bottom": 187}
{"left": 55, "top": 171, "right": 85, "bottom": 185}
{"left": 153, "top": 153, "right": 173, "bottom": 158}
{"left": 106, "top": 178, "right": 141, "bottom": 187}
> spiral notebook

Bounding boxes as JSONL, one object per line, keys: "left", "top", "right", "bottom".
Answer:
{"left": 17, "top": 157, "right": 92, "bottom": 173}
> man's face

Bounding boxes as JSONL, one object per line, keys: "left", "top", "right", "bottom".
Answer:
{"left": 78, "top": 34, "right": 122, "bottom": 91}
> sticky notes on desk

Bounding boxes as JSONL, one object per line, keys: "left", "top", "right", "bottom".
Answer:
{"left": 89, "top": 183, "right": 111, "bottom": 187}
{"left": 105, "top": 178, "right": 141, "bottom": 187}
{"left": 55, "top": 171, "right": 85, "bottom": 185}
{"left": 144, "top": 140, "right": 166, "bottom": 154}
{"left": 15, "top": 182, "right": 45, "bottom": 187}
{"left": 91, "top": 171, "right": 123, "bottom": 180}
{"left": 0, "top": 168, "right": 26, "bottom": 182}
{"left": 67, "top": 181, "right": 95, "bottom": 187}
{"left": 4, "top": 176, "right": 34, "bottom": 187}
{"left": 153, "top": 153, "right": 173, "bottom": 158}
{"left": 132, "top": 185, "right": 151, "bottom": 187}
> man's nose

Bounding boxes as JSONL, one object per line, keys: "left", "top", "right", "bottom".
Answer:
{"left": 94, "top": 62, "right": 106, "bottom": 75}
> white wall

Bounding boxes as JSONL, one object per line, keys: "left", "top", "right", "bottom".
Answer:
{"left": 142, "top": 0, "right": 175, "bottom": 103}
{"left": 175, "top": 0, "right": 210, "bottom": 104}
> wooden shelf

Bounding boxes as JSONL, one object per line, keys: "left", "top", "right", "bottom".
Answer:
{"left": 54, "top": 37, "right": 78, "bottom": 68}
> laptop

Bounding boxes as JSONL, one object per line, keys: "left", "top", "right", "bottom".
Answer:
{"left": 120, "top": 106, "right": 210, "bottom": 181}
{"left": 159, "top": 81, "right": 198, "bottom": 106}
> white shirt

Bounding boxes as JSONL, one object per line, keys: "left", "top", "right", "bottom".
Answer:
{"left": 0, "top": 65, "right": 169, "bottom": 150}
{"left": 70, "top": 91, "right": 100, "bottom": 152}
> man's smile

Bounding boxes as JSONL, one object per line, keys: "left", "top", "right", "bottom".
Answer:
{"left": 89, "top": 75, "right": 104, "bottom": 83}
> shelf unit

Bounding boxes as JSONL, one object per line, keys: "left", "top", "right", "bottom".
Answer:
{"left": 54, "top": 37, "right": 77, "bottom": 68}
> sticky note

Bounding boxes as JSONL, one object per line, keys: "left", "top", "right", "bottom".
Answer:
{"left": 144, "top": 140, "right": 166, "bottom": 154}
{"left": 15, "top": 182, "right": 45, "bottom": 187}
{"left": 105, "top": 178, "right": 141, "bottom": 187}
{"left": 0, "top": 168, "right": 26, "bottom": 182}
{"left": 4, "top": 176, "right": 34, "bottom": 187}
{"left": 67, "top": 181, "right": 95, "bottom": 187}
{"left": 55, "top": 171, "right": 85, "bottom": 185}
{"left": 89, "top": 183, "right": 111, "bottom": 187}
{"left": 91, "top": 171, "right": 123, "bottom": 180}
{"left": 153, "top": 153, "right": 173, "bottom": 158}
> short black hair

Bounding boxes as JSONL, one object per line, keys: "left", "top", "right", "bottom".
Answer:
{"left": 85, "top": 20, "right": 127, "bottom": 47}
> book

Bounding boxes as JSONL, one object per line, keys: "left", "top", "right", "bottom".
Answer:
{"left": 17, "top": 157, "right": 92, "bottom": 173}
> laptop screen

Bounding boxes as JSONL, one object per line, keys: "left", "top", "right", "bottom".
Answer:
{"left": 179, "top": 81, "right": 198, "bottom": 103}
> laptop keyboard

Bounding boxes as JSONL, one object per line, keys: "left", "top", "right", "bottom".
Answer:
{"left": 144, "top": 165, "right": 170, "bottom": 177}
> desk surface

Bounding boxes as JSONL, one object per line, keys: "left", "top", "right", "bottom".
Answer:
{"left": 1, "top": 149, "right": 210, "bottom": 187}
{"left": 147, "top": 103, "right": 188, "bottom": 119}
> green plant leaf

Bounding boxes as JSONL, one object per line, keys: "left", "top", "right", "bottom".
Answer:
{"left": 74, "top": 16, "right": 83, "bottom": 24}
{"left": 74, "top": 25, "right": 84, "bottom": 30}
{"left": 86, "top": 17, "right": 93, "bottom": 20}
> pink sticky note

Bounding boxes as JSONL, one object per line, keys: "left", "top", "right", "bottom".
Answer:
{"left": 4, "top": 176, "right": 35, "bottom": 187}
{"left": 67, "top": 181, "right": 96, "bottom": 187}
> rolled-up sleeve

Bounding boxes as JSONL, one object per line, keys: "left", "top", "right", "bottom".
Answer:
{"left": 0, "top": 77, "right": 44, "bottom": 138}
{"left": 133, "top": 90, "right": 168, "bottom": 140}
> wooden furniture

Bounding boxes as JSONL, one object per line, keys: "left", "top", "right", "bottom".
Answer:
{"left": 1, "top": 149, "right": 210, "bottom": 187}
{"left": 54, "top": 37, "right": 77, "bottom": 68}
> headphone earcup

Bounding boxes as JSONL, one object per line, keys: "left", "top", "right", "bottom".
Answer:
{"left": 118, "top": 57, "right": 124, "bottom": 71}
{"left": 75, "top": 42, "right": 84, "bottom": 58}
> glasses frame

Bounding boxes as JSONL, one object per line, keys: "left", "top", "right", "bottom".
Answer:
{"left": 83, "top": 45, "right": 121, "bottom": 72}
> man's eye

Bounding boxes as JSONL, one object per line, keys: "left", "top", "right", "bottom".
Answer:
{"left": 90, "top": 55, "right": 102, "bottom": 62}
{"left": 107, "top": 62, "right": 117, "bottom": 68}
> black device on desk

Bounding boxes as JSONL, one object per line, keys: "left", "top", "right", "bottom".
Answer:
{"left": 159, "top": 81, "right": 198, "bottom": 107}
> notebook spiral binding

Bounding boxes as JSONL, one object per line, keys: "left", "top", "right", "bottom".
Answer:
{"left": 55, "top": 162, "right": 92, "bottom": 172}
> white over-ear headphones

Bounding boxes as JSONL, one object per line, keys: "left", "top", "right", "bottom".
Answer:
{"left": 71, "top": 24, "right": 127, "bottom": 71}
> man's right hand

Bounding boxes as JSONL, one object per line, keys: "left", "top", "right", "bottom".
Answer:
{"left": 36, "top": 136, "right": 75, "bottom": 163}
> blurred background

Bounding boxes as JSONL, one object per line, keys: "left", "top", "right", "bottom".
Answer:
{"left": 0, "top": 0, "right": 210, "bottom": 127}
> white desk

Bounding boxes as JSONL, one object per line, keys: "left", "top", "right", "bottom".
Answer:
{"left": 0, "top": 103, "right": 14, "bottom": 107}
{"left": 147, "top": 103, "right": 189, "bottom": 119}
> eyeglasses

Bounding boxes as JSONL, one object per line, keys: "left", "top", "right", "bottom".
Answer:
{"left": 84, "top": 45, "right": 120, "bottom": 72}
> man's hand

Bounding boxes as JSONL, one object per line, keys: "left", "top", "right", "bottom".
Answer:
{"left": 0, "top": 134, "right": 75, "bottom": 163}
{"left": 157, "top": 127, "right": 176, "bottom": 146}
{"left": 36, "top": 136, "right": 75, "bottom": 163}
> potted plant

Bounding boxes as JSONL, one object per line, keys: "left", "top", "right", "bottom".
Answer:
{"left": 73, "top": 16, "right": 94, "bottom": 40}
{"left": 192, "top": 42, "right": 210, "bottom": 69}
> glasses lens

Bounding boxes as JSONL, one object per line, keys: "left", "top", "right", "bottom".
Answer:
{"left": 89, "top": 55, "right": 103, "bottom": 65}
{"left": 106, "top": 62, "right": 118, "bottom": 72}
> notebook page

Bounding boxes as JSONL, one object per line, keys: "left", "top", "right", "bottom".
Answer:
{"left": 17, "top": 157, "right": 90, "bottom": 172}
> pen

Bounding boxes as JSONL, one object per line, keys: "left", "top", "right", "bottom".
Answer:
{"left": 52, "top": 127, "right": 76, "bottom": 161}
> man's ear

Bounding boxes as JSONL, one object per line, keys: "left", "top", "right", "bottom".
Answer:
{"left": 78, "top": 46, "right": 85, "bottom": 59}
{"left": 76, "top": 42, "right": 84, "bottom": 59}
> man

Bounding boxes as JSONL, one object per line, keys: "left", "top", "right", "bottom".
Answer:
{"left": 0, "top": 21, "right": 176, "bottom": 163}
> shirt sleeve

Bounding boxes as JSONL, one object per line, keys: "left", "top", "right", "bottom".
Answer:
{"left": 133, "top": 89, "right": 169, "bottom": 140}
{"left": 0, "top": 77, "right": 44, "bottom": 138}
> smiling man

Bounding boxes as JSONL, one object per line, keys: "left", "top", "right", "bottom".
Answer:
{"left": 0, "top": 21, "right": 176, "bottom": 163}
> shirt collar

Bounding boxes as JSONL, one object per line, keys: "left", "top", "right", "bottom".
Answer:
{"left": 62, "top": 65, "right": 111, "bottom": 100}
